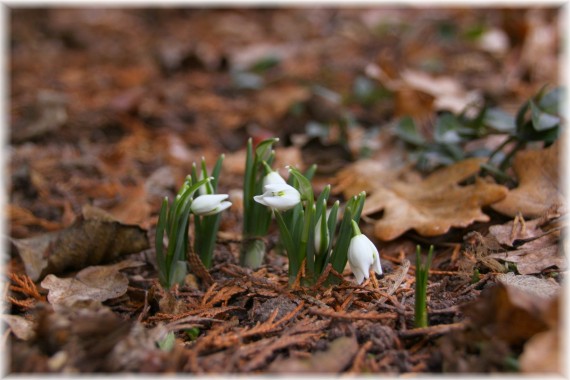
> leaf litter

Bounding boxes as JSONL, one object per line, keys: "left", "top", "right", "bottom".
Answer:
{"left": 6, "top": 7, "right": 565, "bottom": 376}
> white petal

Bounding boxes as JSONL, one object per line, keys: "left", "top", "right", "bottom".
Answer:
{"left": 263, "top": 171, "right": 286, "bottom": 187}
{"left": 262, "top": 194, "right": 299, "bottom": 210}
{"left": 350, "top": 265, "right": 367, "bottom": 284}
{"left": 254, "top": 183, "right": 301, "bottom": 211}
{"left": 200, "top": 201, "right": 232, "bottom": 216}
{"left": 253, "top": 194, "right": 270, "bottom": 206}
{"left": 348, "top": 234, "right": 378, "bottom": 284}
{"left": 372, "top": 250, "right": 383, "bottom": 275}
{"left": 191, "top": 194, "right": 229, "bottom": 215}
{"left": 262, "top": 183, "right": 294, "bottom": 193}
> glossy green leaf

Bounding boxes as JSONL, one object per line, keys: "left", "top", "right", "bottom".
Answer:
{"left": 434, "top": 113, "right": 463, "bottom": 144}
{"left": 530, "top": 100, "right": 560, "bottom": 131}
{"left": 395, "top": 116, "right": 426, "bottom": 146}
{"left": 485, "top": 108, "right": 516, "bottom": 133}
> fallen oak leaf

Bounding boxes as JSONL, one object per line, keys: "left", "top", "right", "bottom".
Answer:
{"left": 40, "top": 259, "right": 144, "bottom": 307}
{"left": 486, "top": 211, "right": 564, "bottom": 275}
{"left": 488, "top": 208, "right": 563, "bottom": 248}
{"left": 489, "top": 245, "right": 563, "bottom": 275}
{"left": 1, "top": 314, "right": 36, "bottom": 340}
{"left": 496, "top": 272, "right": 560, "bottom": 300}
{"left": 463, "top": 278, "right": 558, "bottom": 346}
{"left": 268, "top": 335, "right": 358, "bottom": 373}
{"left": 12, "top": 205, "right": 149, "bottom": 281}
{"left": 356, "top": 158, "right": 507, "bottom": 241}
{"left": 334, "top": 158, "right": 411, "bottom": 199}
{"left": 492, "top": 139, "right": 564, "bottom": 218}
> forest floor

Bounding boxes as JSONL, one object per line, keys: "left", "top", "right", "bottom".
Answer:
{"left": 5, "top": 7, "right": 566, "bottom": 375}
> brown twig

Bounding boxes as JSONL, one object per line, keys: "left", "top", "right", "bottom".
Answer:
{"left": 398, "top": 322, "right": 467, "bottom": 339}
{"left": 308, "top": 307, "right": 398, "bottom": 321}
{"left": 349, "top": 340, "right": 373, "bottom": 373}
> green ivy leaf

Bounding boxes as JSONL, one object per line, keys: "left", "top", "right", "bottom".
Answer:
{"left": 434, "top": 113, "right": 463, "bottom": 144}
{"left": 484, "top": 108, "right": 516, "bottom": 133}
{"left": 530, "top": 100, "right": 560, "bottom": 131}
{"left": 395, "top": 117, "right": 426, "bottom": 146}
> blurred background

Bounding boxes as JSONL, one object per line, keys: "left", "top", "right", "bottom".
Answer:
{"left": 9, "top": 7, "right": 563, "bottom": 232}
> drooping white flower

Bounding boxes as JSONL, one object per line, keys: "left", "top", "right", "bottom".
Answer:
{"left": 191, "top": 194, "right": 232, "bottom": 216}
{"left": 262, "top": 170, "right": 287, "bottom": 187}
{"left": 348, "top": 221, "right": 382, "bottom": 284}
{"left": 253, "top": 183, "right": 301, "bottom": 211}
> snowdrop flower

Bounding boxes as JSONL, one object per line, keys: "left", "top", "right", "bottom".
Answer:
{"left": 191, "top": 194, "right": 232, "bottom": 216}
{"left": 348, "top": 220, "right": 382, "bottom": 284}
{"left": 314, "top": 207, "right": 333, "bottom": 253}
{"left": 263, "top": 170, "right": 287, "bottom": 187}
{"left": 254, "top": 183, "right": 301, "bottom": 211}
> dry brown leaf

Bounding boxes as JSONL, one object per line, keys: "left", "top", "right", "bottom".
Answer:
{"left": 334, "top": 158, "right": 413, "bottom": 198}
{"left": 496, "top": 272, "right": 560, "bottom": 300}
{"left": 268, "top": 335, "right": 358, "bottom": 373}
{"left": 253, "top": 84, "right": 310, "bottom": 125}
{"left": 500, "top": 271, "right": 562, "bottom": 373}
{"left": 487, "top": 211, "right": 564, "bottom": 275}
{"left": 490, "top": 245, "right": 563, "bottom": 275}
{"left": 8, "top": 204, "right": 63, "bottom": 232}
{"left": 348, "top": 158, "right": 507, "bottom": 241}
{"left": 463, "top": 279, "right": 558, "bottom": 346}
{"left": 400, "top": 69, "right": 482, "bottom": 114}
{"left": 1, "top": 315, "right": 36, "bottom": 340}
{"left": 492, "top": 139, "right": 563, "bottom": 218}
{"left": 40, "top": 259, "right": 144, "bottom": 307}
{"left": 105, "top": 182, "right": 151, "bottom": 227}
{"left": 367, "top": 65, "right": 482, "bottom": 115}
{"left": 12, "top": 205, "right": 149, "bottom": 281}
{"left": 519, "top": 329, "right": 560, "bottom": 373}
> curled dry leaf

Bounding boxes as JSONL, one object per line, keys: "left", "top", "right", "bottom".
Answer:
{"left": 519, "top": 329, "right": 560, "bottom": 373}
{"left": 12, "top": 205, "right": 149, "bottom": 281}
{"left": 40, "top": 259, "right": 144, "bottom": 307}
{"left": 496, "top": 272, "right": 560, "bottom": 300}
{"left": 334, "top": 159, "right": 415, "bottom": 199}
{"left": 1, "top": 315, "right": 36, "bottom": 340}
{"left": 268, "top": 335, "right": 358, "bottom": 373}
{"left": 486, "top": 210, "right": 564, "bottom": 275}
{"left": 492, "top": 139, "right": 564, "bottom": 218}
{"left": 463, "top": 278, "right": 559, "bottom": 346}
{"left": 337, "top": 158, "right": 507, "bottom": 241}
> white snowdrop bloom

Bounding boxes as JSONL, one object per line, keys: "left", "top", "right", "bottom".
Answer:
{"left": 348, "top": 222, "right": 382, "bottom": 284}
{"left": 253, "top": 183, "right": 301, "bottom": 211}
{"left": 191, "top": 194, "right": 232, "bottom": 216}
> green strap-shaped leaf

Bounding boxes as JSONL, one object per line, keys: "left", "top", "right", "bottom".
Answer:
{"left": 275, "top": 211, "right": 299, "bottom": 283}
{"left": 288, "top": 166, "right": 314, "bottom": 204}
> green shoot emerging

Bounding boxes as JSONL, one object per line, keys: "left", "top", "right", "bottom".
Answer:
{"left": 415, "top": 244, "right": 434, "bottom": 328}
